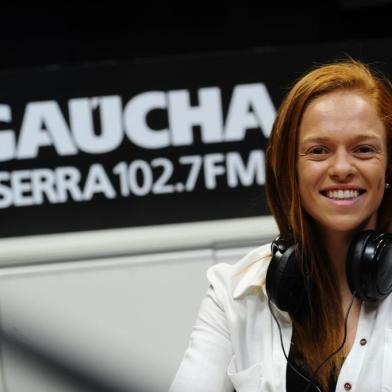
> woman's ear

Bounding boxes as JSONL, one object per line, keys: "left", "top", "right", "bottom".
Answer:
{"left": 387, "top": 220, "right": 392, "bottom": 233}
{"left": 386, "top": 188, "right": 392, "bottom": 233}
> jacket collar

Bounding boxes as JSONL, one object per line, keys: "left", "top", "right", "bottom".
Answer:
{"left": 232, "top": 243, "right": 272, "bottom": 300}
{"left": 232, "top": 242, "right": 292, "bottom": 323}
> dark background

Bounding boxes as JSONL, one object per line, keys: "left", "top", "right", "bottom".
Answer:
{"left": 2, "top": 0, "right": 392, "bottom": 237}
{"left": 2, "top": 0, "right": 392, "bottom": 71}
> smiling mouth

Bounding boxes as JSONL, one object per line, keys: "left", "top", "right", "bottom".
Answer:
{"left": 320, "top": 189, "right": 366, "bottom": 200}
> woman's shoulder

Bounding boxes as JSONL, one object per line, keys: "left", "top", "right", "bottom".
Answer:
{"left": 206, "top": 242, "right": 272, "bottom": 302}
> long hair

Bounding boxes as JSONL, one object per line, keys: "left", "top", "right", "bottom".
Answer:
{"left": 265, "top": 58, "right": 392, "bottom": 389}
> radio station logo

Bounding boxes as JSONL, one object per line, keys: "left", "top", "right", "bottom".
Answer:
{"left": 0, "top": 83, "right": 275, "bottom": 208}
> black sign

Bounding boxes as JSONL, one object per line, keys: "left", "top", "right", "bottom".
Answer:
{"left": 1, "top": 39, "right": 392, "bottom": 237}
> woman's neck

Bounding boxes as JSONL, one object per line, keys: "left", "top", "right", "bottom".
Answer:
{"left": 325, "top": 231, "right": 352, "bottom": 297}
{"left": 316, "top": 215, "right": 378, "bottom": 303}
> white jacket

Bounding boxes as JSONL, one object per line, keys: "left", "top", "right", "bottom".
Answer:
{"left": 170, "top": 243, "right": 392, "bottom": 392}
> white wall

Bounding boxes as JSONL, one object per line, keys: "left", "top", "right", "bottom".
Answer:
{"left": 0, "top": 217, "right": 277, "bottom": 392}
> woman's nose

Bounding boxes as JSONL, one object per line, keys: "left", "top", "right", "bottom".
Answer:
{"left": 328, "top": 149, "right": 357, "bottom": 180}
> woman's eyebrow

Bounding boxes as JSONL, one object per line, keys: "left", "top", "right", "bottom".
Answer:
{"left": 300, "top": 133, "right": 384, "bottom": 144}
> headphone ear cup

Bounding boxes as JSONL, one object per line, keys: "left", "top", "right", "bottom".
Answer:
{"left": 347, "top": 230, "right": 392, "bottom": 301}
{"left": 346, "top": 230, "right": 374, "bottom": 301}
{"left": 266, "top": 238, "right": 310, "bottom": 318}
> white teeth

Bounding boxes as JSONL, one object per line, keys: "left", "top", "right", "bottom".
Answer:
{"left": 326, "top": 190, "right": 359, "bottom": 200}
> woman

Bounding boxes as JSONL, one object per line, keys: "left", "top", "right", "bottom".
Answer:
{"left": 169, "top": 58, "right": 392, "bottom": 392}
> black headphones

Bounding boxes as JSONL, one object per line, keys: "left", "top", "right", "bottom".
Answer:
{"left": 266, "top": 230, "right": 392, "bottom": 318}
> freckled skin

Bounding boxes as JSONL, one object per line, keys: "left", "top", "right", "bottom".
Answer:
{"left": 297, "top": 90, "right": 388, "bottom": 234}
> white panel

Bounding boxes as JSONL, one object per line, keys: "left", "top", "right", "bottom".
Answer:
{"left": 0, "top": 216, "right": 278, "bottom": 266}
{"left": 0, "top": 249, "right": 214, "bottom": 392}
{"left": 0, "top": 217, "right": 278, "bottom": 391}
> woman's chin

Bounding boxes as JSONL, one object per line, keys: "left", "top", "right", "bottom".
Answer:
{"left": 316, "top": 216, "right": 378, "bottom": 235}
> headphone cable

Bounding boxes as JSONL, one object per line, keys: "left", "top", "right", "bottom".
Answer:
{"left": 268, "top": 298, "right": 322, "bottom": 392}
{"left": 304, "top": 290, "right": 357, "bottom": 392}
{"left": 268, "top": 291, "right": 357, "bottom": 392}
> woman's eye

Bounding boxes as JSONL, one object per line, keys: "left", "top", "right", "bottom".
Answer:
{"left": 354, "top": 145, "right": 376, "bottom": 154}
{"left": 308, "top": 146, "right": 328, "bottom": 155}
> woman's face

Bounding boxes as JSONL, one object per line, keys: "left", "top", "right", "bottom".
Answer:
{"left": 297, "top": 89, "right": 388, "bottom": 234}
